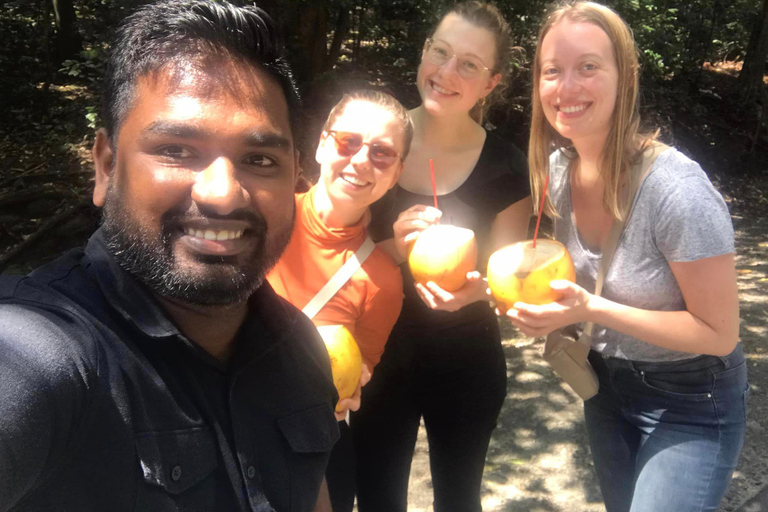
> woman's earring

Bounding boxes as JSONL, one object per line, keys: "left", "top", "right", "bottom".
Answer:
{"left": 479, "top": 96, "right": 487, "bottom": 108}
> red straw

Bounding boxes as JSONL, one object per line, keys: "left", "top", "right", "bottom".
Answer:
{"left": 429, "top": 158, "right": 438, "bottom": 210}
{"left": 532, "top": 175, "right": 549, "bottom": 249}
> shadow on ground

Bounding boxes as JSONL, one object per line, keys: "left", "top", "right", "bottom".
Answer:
{"left": 478, "top": 322, "right": 604, "bottom": 512}
{"left": 726, "top": 176, "right": 768, "bottom": 512}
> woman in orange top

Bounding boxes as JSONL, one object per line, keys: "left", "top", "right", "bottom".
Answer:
{"left": 267, "top": 90, "right": 411, "bottom": 512}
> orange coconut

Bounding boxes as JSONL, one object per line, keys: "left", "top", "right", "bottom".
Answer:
{"left": 408, "top": 225, "right": 477, "bottom": 292}
{"left": 487, "top": 239, "right": 576, "bottom": 311}
{"left": 316, "top": 324, "right": 363, "bottom": 411}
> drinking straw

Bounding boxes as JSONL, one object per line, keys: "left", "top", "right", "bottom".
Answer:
{"left": 429, "top": 158, "right": 438, "bottom": 210}
{"left": 532, "top": 175, "right": 550, "bottom": 249}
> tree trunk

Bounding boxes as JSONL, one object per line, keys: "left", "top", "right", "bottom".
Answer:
{"left": 739, "top": 0, "right": 768, "bottom": 103}
{"left": 324, "top": 6, "right": 351, "bottom": 72}
{"left": 52, "top": 0, "right": 82, "bottom": 63}
{"left": 293, "top": 5, "right": 329, "bottom": 84}
{"left": 352, "top": 3, "right": 366, "bottom": 67}
{"left": 692, "top": 0, "right": 721, "bottom": 92}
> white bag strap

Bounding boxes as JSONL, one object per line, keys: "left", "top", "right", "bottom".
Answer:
{"left": 302, "top": 237, "right": 376, "bottom": 320}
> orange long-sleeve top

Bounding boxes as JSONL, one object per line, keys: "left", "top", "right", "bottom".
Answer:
{"left": 267, "top": 186, "right": 404, "bottom": 368}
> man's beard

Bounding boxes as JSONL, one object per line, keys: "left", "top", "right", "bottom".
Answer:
{"left": 101, "top": 183, "right": 294, "bottom": 307}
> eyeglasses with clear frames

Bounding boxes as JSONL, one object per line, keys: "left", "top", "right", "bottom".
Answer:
{"left": 422, "top": 38, "right": 493, "bottom": 79}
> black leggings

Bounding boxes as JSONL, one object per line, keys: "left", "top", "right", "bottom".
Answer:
{"left": 351, "top": 320, "right": 507, "bottom": 512}
{"left": 325, "top": 420, "right": 356, "bottom": 512}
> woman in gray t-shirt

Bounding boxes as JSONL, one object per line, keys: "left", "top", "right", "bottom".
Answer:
{"left": 507, "top": 3, "right": 748, "bottom": 512}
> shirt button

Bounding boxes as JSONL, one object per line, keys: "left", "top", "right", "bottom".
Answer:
{"left": 171, "top": 465, "right": 182, "bottom": 481}
{"left": 247, "top": 466, "right": 256, "bottom": 479}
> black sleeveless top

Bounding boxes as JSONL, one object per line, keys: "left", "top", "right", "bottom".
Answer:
{"left": 368, "top": 131, "right": 530, "bottom": 334}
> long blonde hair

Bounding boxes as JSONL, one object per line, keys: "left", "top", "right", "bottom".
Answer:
{"left": 529, "top": 1, "right": 657, "bottom": 220}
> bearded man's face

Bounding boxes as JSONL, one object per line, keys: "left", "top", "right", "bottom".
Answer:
{"left": 95, "top": 62, "right": 298, "bottom": 305}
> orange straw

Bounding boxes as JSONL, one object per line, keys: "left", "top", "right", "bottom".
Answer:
{"left": 532, "top": 175, "right": 549, "bottom": 249}
{"left": 429, "top": 158, "right": 438, "bottom": 210}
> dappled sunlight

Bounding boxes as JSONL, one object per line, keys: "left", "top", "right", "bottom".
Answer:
{"left": 714, "top": 172, "right": 768, "bottom": 510}
{"left": 481, "top": 326, "right": 602, "bottom": 510}
{"left": 740, "top": 292, "right": 768, "bottom": 304}
{"left": 744, "top": 324, "right": 768, "bottom": 336}
{"left": 515, "top": 370, "right": 545, "bottom": 383}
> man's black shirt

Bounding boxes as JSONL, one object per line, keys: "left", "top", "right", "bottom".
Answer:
{"left": 0, "top": 230, "right": 339, "bottom": 512}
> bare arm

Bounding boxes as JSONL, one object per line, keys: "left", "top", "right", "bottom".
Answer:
{"left": 489, "top": 195, "right": 533, "bottom": 252}
{"left": 508, "top": 253, "right": 740, "bottom": 356}
{"left": 590, "top": 253, "right": 739, "bottom": 355}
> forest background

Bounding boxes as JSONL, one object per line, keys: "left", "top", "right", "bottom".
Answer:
{"left": 0, "top": 0, "right": 768, "bottom": 273}
{"left": 1, "top": 0, "right": 768, "bottom": 510}
{"left": 1, "top": 0, "right": 767, "bottom": 270}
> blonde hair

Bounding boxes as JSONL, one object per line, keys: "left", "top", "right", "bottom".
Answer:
{"left": 529, "top": 1, "right": 657, "bottom": 220}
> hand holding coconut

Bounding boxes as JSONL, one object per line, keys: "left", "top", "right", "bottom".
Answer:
{"left": 488, "top": 174, "right": 580, "bottom": 335}
{"left": 334, "top": 362, "right": 372, "bottom": 422}
{"left": 394, "top": 204, "right": 488, "bottom": 312}
{"left": 487, "top": 240, "right": 587, "bottom": 337}
{"left": 392, "top": 204, "right": 443, "bottom": 262}
{"left": 504, "top": 279, "right": 593, "bottom": 338}
{"left": 315, "top": 324, "right": 373, "bottom": 420}
{"left": 415, "top": 270, "right": 489, "bottom": 312}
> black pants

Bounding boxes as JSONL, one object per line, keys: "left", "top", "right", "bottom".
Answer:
{"left": 326, "top": 420, "right": 355, "bottom": 512}
{"left": 351, "top": 320, "right": 507, "bottom": 512}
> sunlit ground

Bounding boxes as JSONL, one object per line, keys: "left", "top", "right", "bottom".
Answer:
{"left": 703, "top": 60, "right": 768, "bottom": 85}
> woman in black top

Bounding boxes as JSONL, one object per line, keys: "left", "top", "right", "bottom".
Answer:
{"left": 351, "top": 3, "right": 531, "bottom": 511}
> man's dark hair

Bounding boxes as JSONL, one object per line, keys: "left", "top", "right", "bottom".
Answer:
{"left": 101, "top": 0, "right": 300, "bottom": 147}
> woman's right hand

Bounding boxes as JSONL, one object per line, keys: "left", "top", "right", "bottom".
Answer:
{"left": 393, "top": 205, "right": 442, "bottom": 260}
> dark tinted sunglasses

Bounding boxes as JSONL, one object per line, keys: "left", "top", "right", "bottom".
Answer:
{"left": 326, "top": 130, "right": 400, "bottom": 170}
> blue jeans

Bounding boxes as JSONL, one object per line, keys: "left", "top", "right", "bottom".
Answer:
{"left": 584, "top": 345, "right": 749, "bottom": 512}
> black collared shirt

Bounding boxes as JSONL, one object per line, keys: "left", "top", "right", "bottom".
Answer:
{"left": 0, "top": 230, "right": 339, "bottom": 512}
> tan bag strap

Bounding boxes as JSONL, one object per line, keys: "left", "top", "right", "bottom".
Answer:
{"left": 582, "top": 142, "right": 669, "bottom": 338}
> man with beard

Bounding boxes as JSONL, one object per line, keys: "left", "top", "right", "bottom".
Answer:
{"left": 0, "top": 2, "right": 338, "bottom": 511}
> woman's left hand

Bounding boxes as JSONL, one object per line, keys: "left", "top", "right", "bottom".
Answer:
{"left": 415, "top": 271, "right": 490, "bottom": 312}
{"left": 504, "top": 280, "right": 594, "bottom": 337}
{"left": 334, "top": 363, "right": 372, "bottom": 422}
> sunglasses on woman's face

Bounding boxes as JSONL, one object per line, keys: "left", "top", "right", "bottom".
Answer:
{"left": 326, "top": 130, "right": 400, "bottom": 170}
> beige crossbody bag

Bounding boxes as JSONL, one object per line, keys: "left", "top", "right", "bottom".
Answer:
{"left": 542, "top": 143, "right": 670, "bottom": 400}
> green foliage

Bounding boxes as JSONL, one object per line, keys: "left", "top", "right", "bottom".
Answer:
{"left": 85, "top": 105, "right": 100, "bottom": 130}
{"left": 0, "top": 0, "right": 761, "bottom": 149}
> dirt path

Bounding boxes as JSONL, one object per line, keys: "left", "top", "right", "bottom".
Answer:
{"left": 405, "top": 171, "right": 768, "bottom": 512}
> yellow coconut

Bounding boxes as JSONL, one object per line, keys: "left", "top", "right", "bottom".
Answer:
{"left": 316, "top": 324, "right": 363, "bottom": 411}
{"left": 487, "top": 239, "right": 576, "bottom": 311}
{"left": 408, "top": 225, "right": 477, "bottom": 292}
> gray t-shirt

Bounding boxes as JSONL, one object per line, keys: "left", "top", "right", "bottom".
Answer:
{"left": 550, "top": 148, "right": 735, "bottom": 361}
